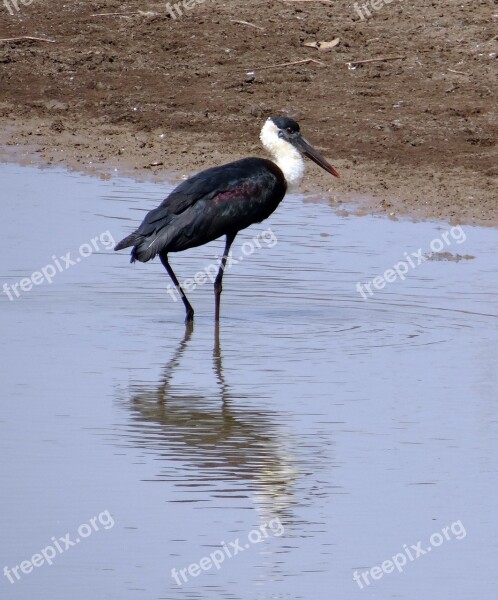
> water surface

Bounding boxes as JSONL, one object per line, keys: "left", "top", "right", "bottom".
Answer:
{"left": 1, "top": 163, "right": 497, "bottom": 599}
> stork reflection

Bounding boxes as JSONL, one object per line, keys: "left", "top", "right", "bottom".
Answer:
{"left": 118, "top": 324, "right": 298, "bottom": 521}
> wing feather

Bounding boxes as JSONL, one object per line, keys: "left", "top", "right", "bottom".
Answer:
{"left": 114, "top": 158, "right": 285, "bottom": 262}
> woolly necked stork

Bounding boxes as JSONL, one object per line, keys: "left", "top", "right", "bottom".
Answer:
{"left": 115, "top": 116, "right": 340, "bottom": 322}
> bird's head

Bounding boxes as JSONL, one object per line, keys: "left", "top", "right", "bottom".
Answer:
{"left": 260, "top": 116, "right": 340, "bottom": 187}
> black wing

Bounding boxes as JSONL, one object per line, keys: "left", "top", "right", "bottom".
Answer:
{"left": 114, "top": 157, "right": 285, "bottom": 263}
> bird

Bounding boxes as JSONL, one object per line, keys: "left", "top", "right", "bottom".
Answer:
{"left": 114, "top": 116, "right": 340, "bottom": 322}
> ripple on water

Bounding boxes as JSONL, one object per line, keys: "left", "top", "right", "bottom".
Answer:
{"left": 1, "top": 163, "right": 497, "bottom": 600}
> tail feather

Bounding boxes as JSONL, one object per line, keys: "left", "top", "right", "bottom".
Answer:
{"left": 115, "top": 232, "right": 145, "bottom": 264}
{"left": 115, "top": 231, "right": 165, "bottom": 264}
{"left": 114, "top": 232, "right": 140, "bottom": 252}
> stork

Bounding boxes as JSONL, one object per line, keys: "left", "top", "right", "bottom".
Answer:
{"left": 115, "top": 116, "right": 339, "bottom": 322}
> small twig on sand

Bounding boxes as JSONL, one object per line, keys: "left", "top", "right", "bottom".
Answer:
{"left": 282, "top": 0, "right": 334, "bottom": 4}
{"left": 346, "top": 55, "right": 406, "bottom": 67}
{"left": 91, "top": 12, "right": 133, "bottom": 17}
{"left": 230, "top": 19, "right": 265, "bottom": 30}
{"left": 0, "top": 36, "right": 55, "bottom": 43}
{"left": 448, "top": 68, "right": 468, "bottom": 76}
{"left": 246, "top": 58, "right": 325, "bottom": 71}
{"left": 90, "top": 11, "right": 156, "bottom": 17}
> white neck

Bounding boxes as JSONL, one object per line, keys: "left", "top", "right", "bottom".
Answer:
{"left": 260, "top": 119, "right": 305, "bottom": 189}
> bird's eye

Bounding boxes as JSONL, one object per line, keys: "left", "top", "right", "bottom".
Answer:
{"left": 286, "top": 127, "right": 294, "bottom": 133}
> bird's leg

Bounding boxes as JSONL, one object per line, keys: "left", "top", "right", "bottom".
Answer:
{"left": 214, "top": 233, "right": 236, "bottom": 322}
{"left": 160, "top": 253, "right": 195, "bottom": 322}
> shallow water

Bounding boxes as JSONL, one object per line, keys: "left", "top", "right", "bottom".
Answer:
{"left": 1, "top": 162, "right": 497, "bottom": 599}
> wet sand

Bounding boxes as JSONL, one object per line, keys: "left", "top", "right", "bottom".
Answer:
{"left": 0, "top": 0, "right": 497, "bottom": 225}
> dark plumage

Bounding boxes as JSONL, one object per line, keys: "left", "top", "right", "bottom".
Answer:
{"left": 115, "top": 116, "right": 339, "bottom": 322}
{"left": 270, "top": 116, "right": 300, "bottom": 133}
{"left": 115, "top": 158, "right": 285, "bottom": 263}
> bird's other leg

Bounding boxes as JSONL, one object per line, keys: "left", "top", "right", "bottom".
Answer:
{"left": 160, "top": 253, "right": 194, "bottom": 322}
{"left": 214, "top": 233, "right": 236, "bottom": 322}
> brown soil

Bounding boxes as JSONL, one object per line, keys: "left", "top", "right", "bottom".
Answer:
{"left": 0, "top": 0, "right": 497, "bottom": 224}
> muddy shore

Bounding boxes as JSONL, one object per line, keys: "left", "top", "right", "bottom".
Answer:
{"left": 0, "top": 0, "right": 496, "bottom": 224}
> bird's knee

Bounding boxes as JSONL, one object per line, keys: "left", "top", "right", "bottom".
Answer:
{"left": 214, "top": 281, "right": 222, "bottom": 295}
